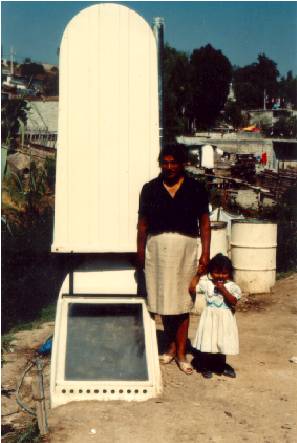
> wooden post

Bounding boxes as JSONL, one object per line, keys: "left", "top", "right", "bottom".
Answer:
{"left": 31, "top": 359, "right": 48, "bottom": 436}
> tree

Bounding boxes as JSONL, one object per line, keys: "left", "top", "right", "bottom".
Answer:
{"left": 233, "top": 53, "right": 279, "bottom": 109}
{"left": 188, "top": 44, "right": 232, "bottom": 129}
{"left": 1, "top": 98, "right": 28, "bottom": 146}
{"left": 223, "top": 101, "right": 244, "bottom": 129}
{"left": 19, "top": 62, "right": 45, "bottom": 82}
{"left": 43, "top": 70, "right": 59, "bottom": 96}
{"left": 278, "top": 71, "right": 297, "bottom": 108}
{"left": 273, "top": 115, "right": 297, "bottom": 138}
{"left": 163, "top": 45, "right": 190, "bottom": 143}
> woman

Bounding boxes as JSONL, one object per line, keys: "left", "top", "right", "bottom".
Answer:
{"left": 137, "top": 144, "right": 211, "bottom": 374}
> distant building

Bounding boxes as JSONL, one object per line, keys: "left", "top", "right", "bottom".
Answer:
{"left": 246, "top": 108, "right": 297, "bottom": 127}
{"left": 42, "top": 63, "right": 58, "bottom": 72}
{"left": 273, "top": 140, "right": 297, "bottom": 171}
{"left": 24, "top": 98, "right": 58, "bottom": 149}
{"left": 2, "top": 74, "right": 27, "bottom": 91}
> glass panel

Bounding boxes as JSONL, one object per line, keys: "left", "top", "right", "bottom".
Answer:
{"left": 65, "top": 303, "right": 148, "bottom": 381}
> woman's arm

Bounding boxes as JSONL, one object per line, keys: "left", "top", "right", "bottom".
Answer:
{"left": 198, "top": 212, "right": 211, "bottom": 274}
{"left": 189, "top": 212, "right": 211, "bottom": 296}
{"left": 136, "top": 216, "right": 149, "bottom": 270}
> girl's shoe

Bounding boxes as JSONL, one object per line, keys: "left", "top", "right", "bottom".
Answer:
{"left": 222, "top": 365, "right": 236, "bottom": 378}
{"left": 201, "top": 369, "right": 213, "bottom": 379}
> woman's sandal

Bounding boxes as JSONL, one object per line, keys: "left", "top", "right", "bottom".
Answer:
{"left": 176, "top": 360, "right": 193, "bottom": 375}
{"left": 159, "top": 354, "right": 175, "bottom": 364}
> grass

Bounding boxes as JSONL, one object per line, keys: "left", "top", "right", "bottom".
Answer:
{"left": 16, "top": 421, "right": 41, "bottom": 443}
{"left": 276, "top": 270, "right": 296, "bottom": 281}
{"left": 1, "top": 421, "right": 42, "bottom": 443}
{"left": 1, "top": 333, "right": 16, "bottom": 367}
{"left": 1, "top": 333, "right": 16, "bottom": 351}
{"left": 8, "top": 303, "right": 56, "bottom": 334}
{"left": 1, "top": 303, "right": 56, "bottom": 366}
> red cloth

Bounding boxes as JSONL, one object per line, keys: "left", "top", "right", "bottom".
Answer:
{"left": 261, "top": 152, "right": 267, "bottom": 165}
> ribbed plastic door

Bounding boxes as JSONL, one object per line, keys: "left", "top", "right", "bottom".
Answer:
{"left": 52, "top": 3, "right": 159, "bottom": 253}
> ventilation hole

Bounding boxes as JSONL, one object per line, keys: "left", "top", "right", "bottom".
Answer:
{"left": 134, "top": 389, "right": 139, "bottom": 394}
{"left": 127, "top": 389, "right": 131, "bottom": 394}
{"left": 79, "top": 389, "right": 83, "bottom": 394}
{"left": 94, "top": 389, "right": 99, "bottom": 394}
{"left": 103, "top": 389, "right": 107, "bottom": 394}
{"left": 62, "top": 389, "right": 66, "bottom": 394}
{"left": 86, "top": 389, "right": 90, "bottom": 394}
{"left": 143, "top": 389, "right": 147, "bottom": 393}
{"left": 111, "top": 390, "right": 115, "bottom": 394}
{"left": 69, "top": 389, "right": 74, "bottom": 394}
{"left": 119, "top": 389, "right": 123, "bottom": 394}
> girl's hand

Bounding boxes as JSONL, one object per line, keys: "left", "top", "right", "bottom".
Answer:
{"left": 214, "top": 281, "right": 225, "bottom": 293}
{"left": 214, "top": 281, "right": 238, "bottom": 307}
{"left": 189, "top": 274, "right": 201, "bottom": 296}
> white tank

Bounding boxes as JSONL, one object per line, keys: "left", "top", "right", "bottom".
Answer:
{"left": 50, "top": 3, "right": 162, "bottom": 408}
{"left": 197, "top": 220, "right": 228, "bottom": 259}
{"left": 231, "top": 219, "right": 277, "bottom": 294}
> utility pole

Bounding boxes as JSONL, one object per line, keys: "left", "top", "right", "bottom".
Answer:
{"left": 10, "top": 46, "right": 15, "bottom": 76}
{"left": 152, "top": 17, "right": 165, "bottom": 150}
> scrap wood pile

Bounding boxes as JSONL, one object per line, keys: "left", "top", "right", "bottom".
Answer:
{"left": 256, "top": 168, "right": 297, "bottom": 200}
{"left": 231, "top": 154, "right": 256, "bottom": 182}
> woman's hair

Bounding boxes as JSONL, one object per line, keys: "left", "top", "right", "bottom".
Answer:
{"left": 208, "top": 253, "right": 233, "bottom": 278}
{"left": 158, "top": 144, "right": 188, "bottom": 166}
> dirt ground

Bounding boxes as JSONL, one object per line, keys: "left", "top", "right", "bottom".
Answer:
{"left": 2, "top": 274, "right": 297, "bottom": 443}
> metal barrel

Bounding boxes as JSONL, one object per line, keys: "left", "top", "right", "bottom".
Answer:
{"left": 231, "top": 219, "right": 277, "bottom": 294}
{"left": 197, "top": 221, "right": 228, "bottom": 260}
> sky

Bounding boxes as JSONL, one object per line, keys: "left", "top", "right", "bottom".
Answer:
{"left": 1, "top": 1, "right": 297, "bottom": 77}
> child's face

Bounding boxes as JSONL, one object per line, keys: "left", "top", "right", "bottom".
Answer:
{"left": 210, "top": 267, "right": 230, "bottom": 283}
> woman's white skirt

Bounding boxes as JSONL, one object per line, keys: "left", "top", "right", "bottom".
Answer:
{"left": 145, "top": 232, "right": 197, "bottom": 315}
{"left": 193, "top": 306, "right": 239, "bottom": 355}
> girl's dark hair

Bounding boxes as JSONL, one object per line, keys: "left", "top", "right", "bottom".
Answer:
{"left": 208, "top": 253, "right": 233, "bottom": 278}
{"left": 158, "top": 144, "right": 188, "bottom": 166}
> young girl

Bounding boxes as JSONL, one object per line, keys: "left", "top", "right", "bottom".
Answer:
{"left": 192, "top": 253, "right": 241, "bottom": 379}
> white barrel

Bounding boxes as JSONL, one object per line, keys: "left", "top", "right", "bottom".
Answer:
{"left": 231, "top": 219, "right": 277, "bottom": 294}
{"left": 197, "top": 221, "right": 228, "bottom": 259}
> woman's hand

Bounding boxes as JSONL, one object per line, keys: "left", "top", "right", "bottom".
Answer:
{"left": 198, "top": 254, "right": 209, "bottom": 275}
{"left": 189, "top": 274, "right": 201, "bottom": 297}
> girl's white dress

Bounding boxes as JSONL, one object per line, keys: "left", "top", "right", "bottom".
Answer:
{"left": 193, "top": 277, "right": 241, "bottom": 355}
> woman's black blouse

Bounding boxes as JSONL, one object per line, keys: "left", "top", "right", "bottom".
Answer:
{"left": 138, "top": 174, "right": 209, "bottom": 237}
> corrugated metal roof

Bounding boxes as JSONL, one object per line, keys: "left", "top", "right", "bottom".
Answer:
{"left": 25, "top": 100, "right": 58, "bottom": 132}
